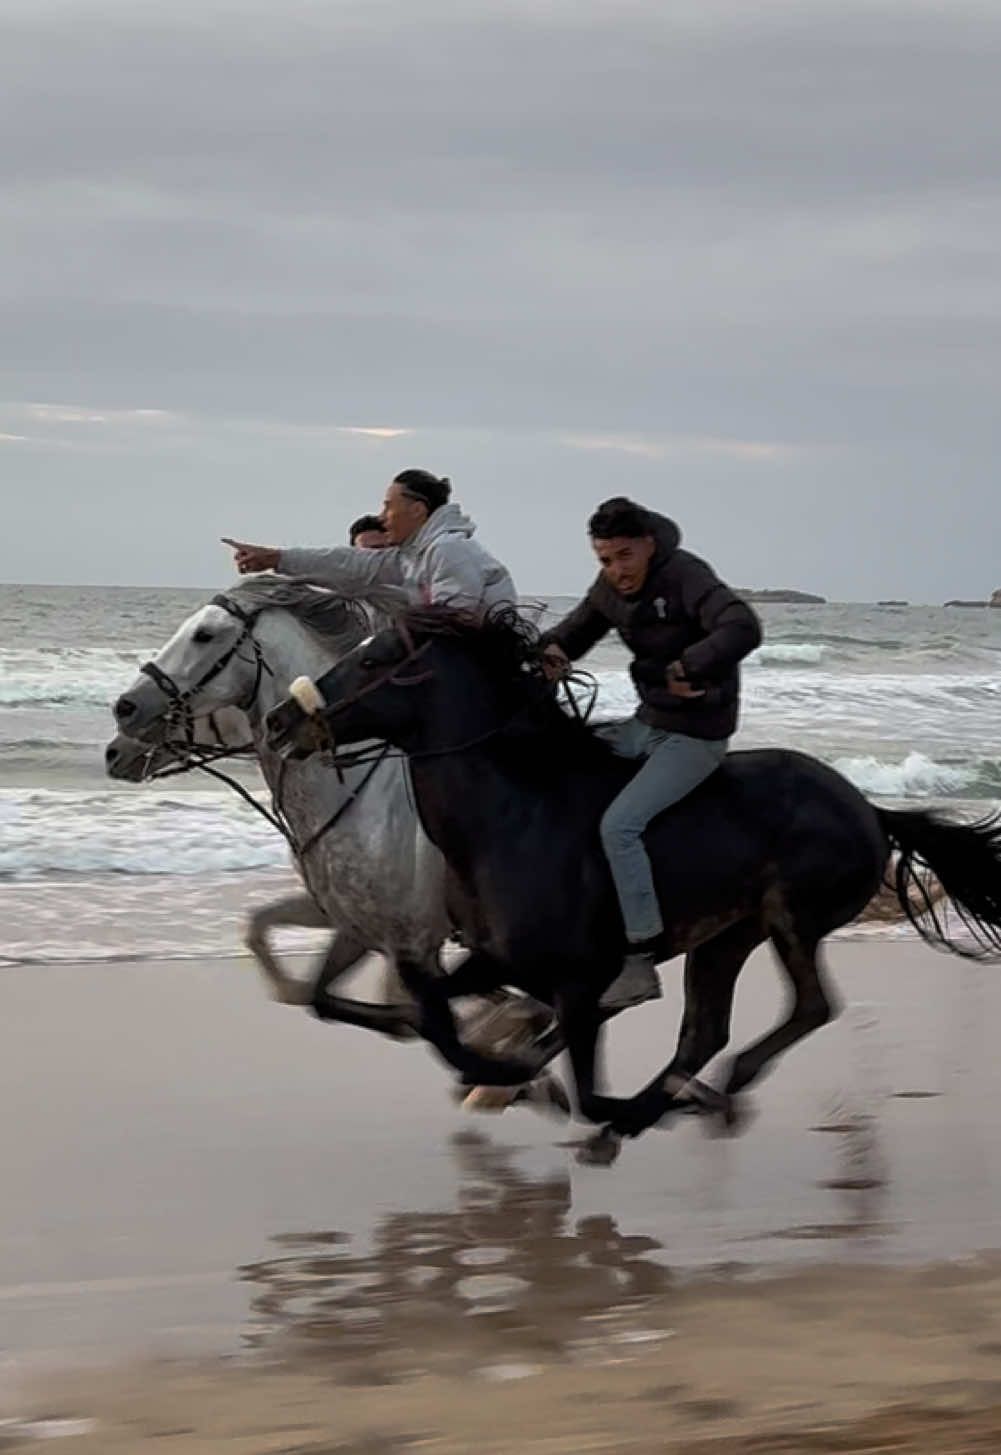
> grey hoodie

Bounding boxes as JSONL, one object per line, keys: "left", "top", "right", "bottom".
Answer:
{"left": 280, "top": 502, "right": 517, "bottom": 618}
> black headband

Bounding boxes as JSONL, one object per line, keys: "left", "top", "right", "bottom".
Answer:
{"left": 397, "top": 473, "right": 451, "bottom": 511}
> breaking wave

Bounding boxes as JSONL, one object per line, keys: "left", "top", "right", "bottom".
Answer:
{"left": 0, "top": 788, "right": 288, "bottom": 879}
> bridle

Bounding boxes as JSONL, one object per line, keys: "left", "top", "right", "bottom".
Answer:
{"left": 138, "top": 709, "right": 257, "bottom": 783}
{"left": 320, "top": 621, "right": 434, "bottom": 725}
{"left": 136, "top": 592, "right": 387, "bottom": 864}
{"left": 140, "top": 594, "right": 274, "bottom": 722}
{"left": 133, "top": 710, "right": 251, "bottom": 769}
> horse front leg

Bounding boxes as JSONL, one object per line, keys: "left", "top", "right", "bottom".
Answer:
{"left": 554, "top": 991, "right": 638, "bottom": 1166}
{"left": 309, "top": 990, "right": 419, "bottom": 1040}
{"left": 397, "top": 957, "right": 545, "bottom": 1086}
{"left": 602, "top": 920, "right": 764, "bottom": 1140}
{"left": 442, "top": 953, "right": 570, "bottom": 1117}
{"left": 439, "top": 951, "right": 560, "bottom": 1060}
{"left": 309, "top": 938, "right": 422, "bottom": 1041}
{"left": 244, "top": 892, "right": 341, "bottom": 1005}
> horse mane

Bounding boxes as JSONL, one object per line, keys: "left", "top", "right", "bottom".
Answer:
{"left": 402, "top": 603, "right": 543, "bottom": 674}
{"left": 400, "top": 604, "right": 614, "bottom": 766}
{"left": 223, "top": 574, "right": 372, "bottom": 642}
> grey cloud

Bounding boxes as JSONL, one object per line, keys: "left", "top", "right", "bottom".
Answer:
{"left": 2, "top": 0, "right": 1000, "bottom": 597}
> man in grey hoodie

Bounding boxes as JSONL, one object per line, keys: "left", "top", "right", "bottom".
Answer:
{"left": 224, "top": 470, "right": 516, "bottom": 617}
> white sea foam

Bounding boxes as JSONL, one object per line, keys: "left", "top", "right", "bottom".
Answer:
{"left": 3, "top": 587, "right": 1001, "bottom": 965}
{"left": 0, "top": 788, "right": 288, "bottom": 879}
{"left": 832, "top": 751, "right": 977, "bottom": 798}
{"left": 748, "top": 642, "right": 826, "bottom": 666}
{"left": 0, "top": 647, "right": 145, "bottom": 708}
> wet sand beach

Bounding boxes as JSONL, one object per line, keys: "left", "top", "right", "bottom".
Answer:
{"left": 1, "top": 940, "right": 1000, "bottom": 1450}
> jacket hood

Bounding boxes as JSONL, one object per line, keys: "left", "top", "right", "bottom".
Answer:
{"left": 645, "top": 508, "right": 681, "bottom": 559}
{"left": 404, "top": 501, "right": 475, "bottom": 554}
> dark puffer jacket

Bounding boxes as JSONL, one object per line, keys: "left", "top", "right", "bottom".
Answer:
{"left": 542, "top": 512, "right": 762, "bottom": 739}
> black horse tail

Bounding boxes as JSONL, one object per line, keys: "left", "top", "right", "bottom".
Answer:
{"left": 876, "top": 807, "right": 1001, "bottom": 959}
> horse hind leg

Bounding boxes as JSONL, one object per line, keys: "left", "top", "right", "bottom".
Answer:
{"left": 601, "top": 918, "right": 763, "bottom": 1142}
{"left": 724, "top": 917, "right": 838, "bottom": 1099}
{"left": 667, "top": 920, "right": 764, "bottom": 1088}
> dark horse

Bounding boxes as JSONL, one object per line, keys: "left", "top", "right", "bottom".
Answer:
{"left": 266, "top": 608, "right": 1001, "bottom": 1157}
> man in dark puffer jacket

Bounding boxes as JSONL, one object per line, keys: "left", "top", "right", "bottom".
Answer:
{"left": 541, "top": 498, "right": 762, "bottom": 1010}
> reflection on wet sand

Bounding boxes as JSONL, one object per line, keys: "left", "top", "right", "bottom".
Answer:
{"left": 241, "top": 1132, "right": 673, "bottom": 1380}
{"left": 767, "top": 1107, "right": 893, "bottom": 1243}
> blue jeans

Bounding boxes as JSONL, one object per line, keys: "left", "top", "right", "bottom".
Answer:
{"left": 598, "top": 717, "right": 728, "bottom": 943}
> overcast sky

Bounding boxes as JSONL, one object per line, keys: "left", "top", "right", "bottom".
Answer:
{"left": 2, "top": 0, "right": 999, "bottom": 600}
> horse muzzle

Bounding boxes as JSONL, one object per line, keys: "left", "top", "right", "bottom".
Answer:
{"left": 265, "top": 690, "right": 331, "bottom": 759}
{"left": 105, "top": 733, "right": 160, "bottom": 783}
{"left": 112, "top": 677, "right": 172, "bottom": 740}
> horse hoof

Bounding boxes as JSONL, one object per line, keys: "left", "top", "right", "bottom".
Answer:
{"left": 463, "top": 1086, "right": 517, "bottom": 1114}
{"left": 273, "top": 982, "right": 313, "bottom": 1006}
{"left": 513, "top": 1074, "right": 571, "bottom": 1121}
{"left": 724, "top": 1094, "right": 756, "bottom": 1135}
{"left": 705, "top": 1094, "right": 753, "bottom": 1138}
{"left": 575, "top": 1129, "right": 622, "bottom": 1168}
{"left": 381, "top": 1019, "right": 419, "bottom": 1041}
{"left": 664, "top": 1074, "right": 729, "bottom": 1116}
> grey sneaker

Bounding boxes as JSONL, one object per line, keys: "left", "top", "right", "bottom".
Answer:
{"left": 600, "top": 951, "right": 663, "bottom": 1011}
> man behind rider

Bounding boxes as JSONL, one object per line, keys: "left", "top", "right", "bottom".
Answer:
{"left": 225, "top": 469, "right": 515, "bottom": 616}
{"left": 348, "top": 514, "right": 388, "bottom": 549}
{"left": 541, "top": 497, "right": 762, "bottom": 1012}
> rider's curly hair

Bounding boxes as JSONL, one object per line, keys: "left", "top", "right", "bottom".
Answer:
{"left": 588, "top": 497, "right": 654, "bottom": 540}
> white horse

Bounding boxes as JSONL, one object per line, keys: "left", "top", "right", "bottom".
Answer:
{"left": 109, "top": 577, "right": 563, "bottom": 1104}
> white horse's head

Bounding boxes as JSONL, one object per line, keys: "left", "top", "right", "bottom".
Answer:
{"left": 112, "top": 577, "right": 369, "bottom": 742}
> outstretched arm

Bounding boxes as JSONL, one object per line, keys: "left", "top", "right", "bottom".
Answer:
{"left": 223, "top": 536, "right": 407, "bottom": 601}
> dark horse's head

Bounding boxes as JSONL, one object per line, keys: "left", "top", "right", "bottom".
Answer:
{"left": 266, "top": 606, "right": 562, "bottom": 761}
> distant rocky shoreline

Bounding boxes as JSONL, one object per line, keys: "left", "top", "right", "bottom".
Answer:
{"left": 735, "top": 588, "right": 1000, "bottom": 607}
{"left": 737, "top": 588, "right": 827, "bottom": 604}
{"left": 945, "top": 590, "right": 1001, "bottom": 608}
